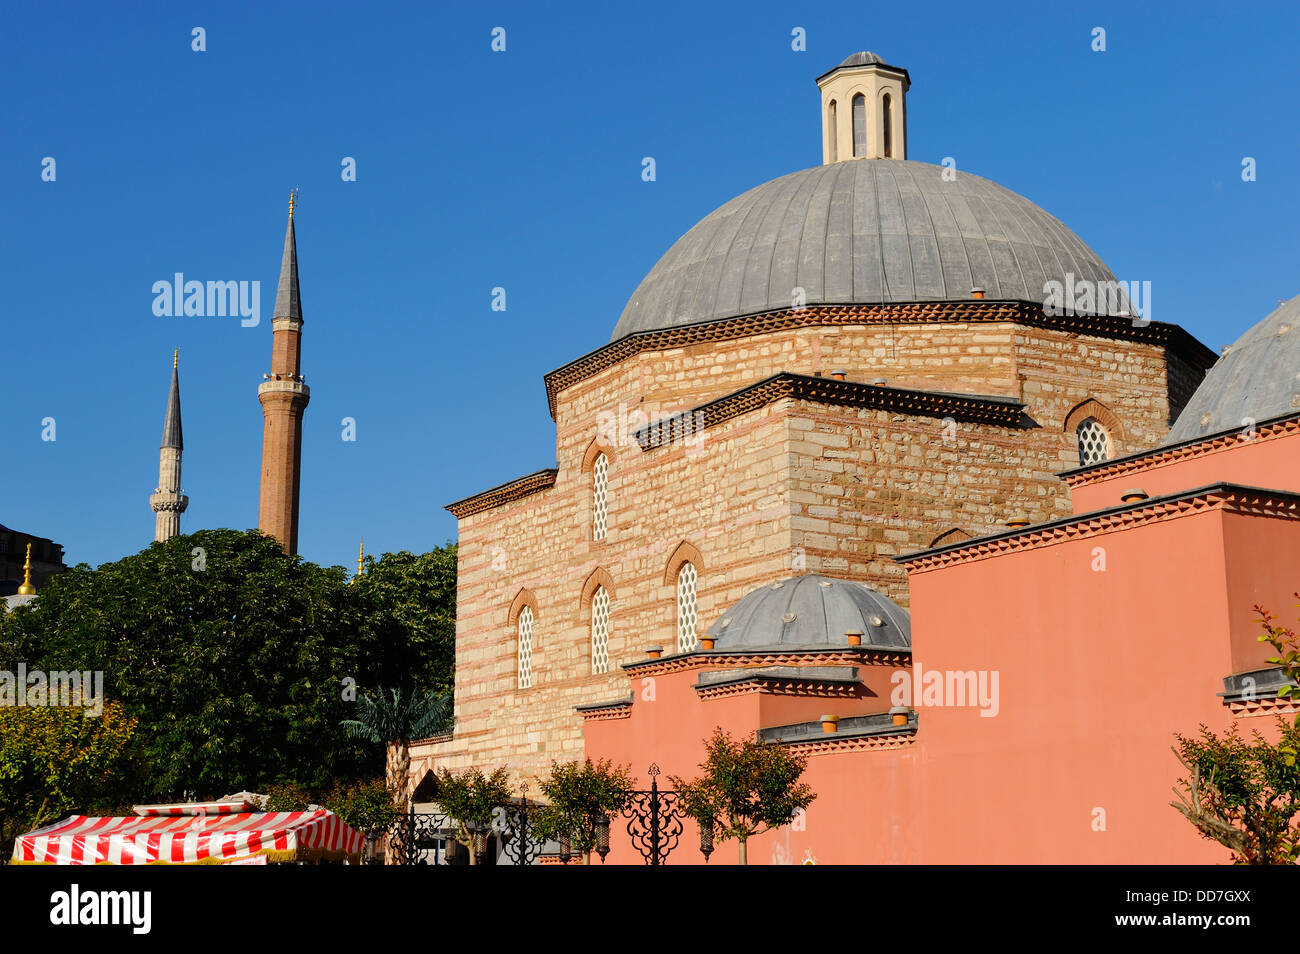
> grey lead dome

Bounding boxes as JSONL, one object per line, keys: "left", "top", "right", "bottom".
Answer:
{"left": 612, "top": 159, "right": 1117, "bottom": 341}
{"left": 706, "top": 573, "right": 910, "bottom": 651}
{"left": 1165, "top": 292, "right": 1300, "bottom": 443}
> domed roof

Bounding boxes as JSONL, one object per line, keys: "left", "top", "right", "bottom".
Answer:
{"left": 705, "top": 573, "right": 910, "bottom": 651}
{"left": 612, "top": 159, "right": 1117, "bottom": 341}
{"left": 1166, "top": 293, "right": 1300, "bottom": 443}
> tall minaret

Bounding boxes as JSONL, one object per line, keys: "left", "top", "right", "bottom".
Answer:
{"left": 150, "top": 350, "right": 188, "bottom": 542}
{"left": 817, "top": 52, "right": 909, "bottom": 163}
{"left": 257, "top": 192, "right": 310, "bottom": 555}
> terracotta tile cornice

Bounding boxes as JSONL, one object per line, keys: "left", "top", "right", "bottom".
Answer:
{"left": 542, "top": 300, "right": 1216, "bottom": 419}
{"left": 1227, "top": 696, "right": 1300, "bottom": 717}
{"left": 778, "top": 729, "right": 917, "bottom": 755}
{"left": 445, "top": 468, "right": 558, "bottom": 518}
{"left": 898, "top": 482, "right": 1300, "bottom": 572}
{"left": 631, "top": 372, "right": 1027, "bottom": 451}
{"left": 1060, "top": 412, "right": 1300, "bottom": 486}
{"left": 695, "top": 678, "right": 862, "bottom": 701}
{"left": 622, "top": 647, "right": 910, "bottom": 677}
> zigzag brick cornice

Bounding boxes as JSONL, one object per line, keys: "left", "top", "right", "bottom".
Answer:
{"left": 777, "top": 730, "right": 917, "bottom": 755}
{"left": 1061, "top": 412, "right": 1300, "bottom": 487}
{"left": 445, "top": 468, "right": 558, "bottom": 519}
{"left": 1226, "top": 695, "right": 1299, "bottom": 717}
{"left": 695, "top": 677, "right": 862, "bottom": 701}
{"left": 577, "top": 703, "right": 633, "bottom": 721}
{"left": 542, "top": 300, "right": 1216, "bottom": 419}
{"left": 631, "top": 373, "right": 1027, "bottom": 451}
{"left": 621, "top": 648, "right": 911, "bottom": 677}
{"left": 898, "top": 483, "right": 1300, "bottom": 572}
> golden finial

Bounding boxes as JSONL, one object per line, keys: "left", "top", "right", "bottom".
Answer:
{"left": 355, "top": 538, "right": 364, "bottom": 580}
{"left": 288, "top": 190, "right": 295, "bottom": 219}
{"left": 17, "top": 543, "right": 35, "bottom": 596}
{"left": 173, "top": 349, "right": 179, "bottom": 370}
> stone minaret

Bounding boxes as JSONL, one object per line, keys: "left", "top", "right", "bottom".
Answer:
{"left": 257, "top": 192, "right": 310, "bottom": 555}
{"left": 817, "top": 52, "right": 909, "bottom": 163}
{"left": 150, "top": 350, "right": 188, "bottom": 541}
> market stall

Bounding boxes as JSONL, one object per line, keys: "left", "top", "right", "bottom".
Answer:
{"left": 11, "top": 798, "right": 363, "bottom": 865}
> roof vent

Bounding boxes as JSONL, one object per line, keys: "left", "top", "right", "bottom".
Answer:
{"left": 970, "top": 287, "right": 985, "bottom": 299}
{"left": 1120, "top": 488, "right": 1149, "bottom": 503}
{"left": 782, "top": 612, "right": 797, "bottom": 624}
{"left": 830, "top": 369, "right": 847, "bottom": 381}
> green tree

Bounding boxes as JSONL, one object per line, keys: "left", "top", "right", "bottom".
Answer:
{"left": 1172, "top": 600, "right": 1300, "bottom": 863}
{"left": 671, "top": 728, "right": 816, "bottom": 865}
{"left": 0, "top": 529, "right": 457, "bottom": 802}
{"left": 340, "top": 687, "right": 452, "bottom": 807}
{"left": 352, "top": 545, "right": 457, "bottom": 695}
{"left": 534, "top": 758, "right": 633, "bottom": 864}
{"left": 432, "top": 767, "right": 513, "bottom": 865}
{"left": 0, "top": 698, "right": 144, "bottom": 861}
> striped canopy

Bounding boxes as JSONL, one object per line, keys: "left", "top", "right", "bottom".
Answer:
{"left": 11, "top": 810, "right": 364, "bottom": 865}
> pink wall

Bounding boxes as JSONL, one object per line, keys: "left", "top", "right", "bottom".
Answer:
{"left": 586, "top": 502, "right": 1298, "bottom": 864}
{"left": 1070, "top": 429, "right": 1300, "bottom": 514}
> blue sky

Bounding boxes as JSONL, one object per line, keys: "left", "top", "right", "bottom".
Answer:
{"left": 3, "top": 0, "right": 1297, "bottom": 571}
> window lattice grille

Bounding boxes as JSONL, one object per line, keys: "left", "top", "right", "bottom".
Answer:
{"left": 677, "top": 562, "right": 698, "bottom": 653}
{"left": 591, "top": 586, "right": 611, "bottom": 674}
{"left": 1077, "top": 417, "right": 1110, "bottom": 466}
{"left": 592, "top": 454, "right": 609, "bottom": 541}
{"left": 851, "top": 94, "right": 867, "bottom": 157}
{"left": 517, "top": 605, "right": 534, "bottom": 690}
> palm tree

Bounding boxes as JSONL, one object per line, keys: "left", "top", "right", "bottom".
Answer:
{"left": 341, "top": 687, "right": 452, "bottom": 808}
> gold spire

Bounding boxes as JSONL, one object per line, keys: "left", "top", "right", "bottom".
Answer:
{"left": 288, "top": 190, "right": 295, "bottom": 219}
{"left": 173, "top": 348, "right": 179, "bottom": 370}
{"left": 355, "top": 538, "right": 364, "bottom": 580}
{"left": 17, "top": 543, "right": 35, "bottom": 596}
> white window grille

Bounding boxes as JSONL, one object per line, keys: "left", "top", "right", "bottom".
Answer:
{"left": 592, "top": 453, "right": 609, "bottom": 541}
{"left": 1076, "top": 417, "right": 1110, "bottom": 466}
{"left": 517, "top": 605, "right": 534, "bottom": 690}
{"left": 591, "top": 586, "right": 611, "bottom": 674}
{"left": 852, "top": 94, "right": 867, "bottom": 157}
{"left": 676, "top": 562, "right": 698, "bottom": 653}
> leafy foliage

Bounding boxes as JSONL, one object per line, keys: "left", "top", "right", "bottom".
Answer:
{"left": 0, "top": 698, "right": 144, "bottom": 860}
{"left": 322, "top": 777, "right": 395, "bottom": 837}
{"left": 432, "top": 767, "right": 513, "bottom": 863}
{"left": 351, "top": 547, "right": 457, "bottom": 695}
{"left": 0, "top": 530, "right": 457, "bottom": 804}
{"left": 1172, "top": 600, "right": 1300, "bottom": 864}
{"left": 670, "top": 727, "right": 816, "bottom": 864}
{"left": 340, "top": 687, "right": 452, "bottom": 807}
{"left": 533, "top": 758, "right": 633, "bottom": 860}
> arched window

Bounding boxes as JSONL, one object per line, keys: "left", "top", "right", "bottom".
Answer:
{"left": 591, "top": 585, "right": 611, "bottom": 674}
{"left": 592, "top": 453, "right": 609, "bottom": 541}
{"left": 882, "top": 93, "right": 893, "bottom": 158}
{"left": 1076, "top": 417, "right": 1111, "bottom": 466}
{"left": 827, "top": 99, "right": 838, "bottom": 163}
{"left": 676, "top": 562, "right": 698, "bottom": 653}
{"left": 851, "top": 94, "right": 867, "bottom": 158}
{"left": 517, "top": 604, "right": 534, "bottom": 689}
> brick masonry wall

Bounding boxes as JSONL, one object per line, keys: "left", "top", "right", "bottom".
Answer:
{"left": 410, "top": 320, "right": 1196, "bottom": 787}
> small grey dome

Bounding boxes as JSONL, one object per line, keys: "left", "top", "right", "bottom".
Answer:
{"left": 839, "top": 51, "right": 884, "bottom": 67}
{"left": 1166, "top": 293, "right": 1300, "bottom": 443}
{"left": 612, "top": 160, "right": 1117, "bottom": 341}
{"left": 706, "top": 574, "right": 910, "bottom": 651}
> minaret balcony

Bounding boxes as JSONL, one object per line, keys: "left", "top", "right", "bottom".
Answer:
{"left": 257, "top": 379, "right": 310, "bottom": 400}
{"left": 149, "top": 492, "right": 189, "bottom": 513}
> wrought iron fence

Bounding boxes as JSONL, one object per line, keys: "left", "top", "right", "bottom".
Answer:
{"left": 368, "top": 765, "right": 698, "bottom": 866}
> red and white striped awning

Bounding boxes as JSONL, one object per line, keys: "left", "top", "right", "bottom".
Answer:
{"left": 11, "top": 810, "right": 364, "bottom": 865}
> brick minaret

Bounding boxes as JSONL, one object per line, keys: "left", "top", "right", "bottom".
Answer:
{"left": 257, "top": 193, "right": 310, "bottom": 555}
{"left": 149, "top": 350, "right": 188, "bottom": 541}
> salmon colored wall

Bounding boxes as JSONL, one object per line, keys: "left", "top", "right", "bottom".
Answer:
{"left": 902, "top": 510, "right": 1239, "bottom": 863}
{"left": 1069, "top": 429, "right": 1300, "bottom": 514}
{"left": 1221, "top": 509, "right": 1300, "bottom": 673}
{"left": 586, "top": 506, "right": 1300, "bottom": 864}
